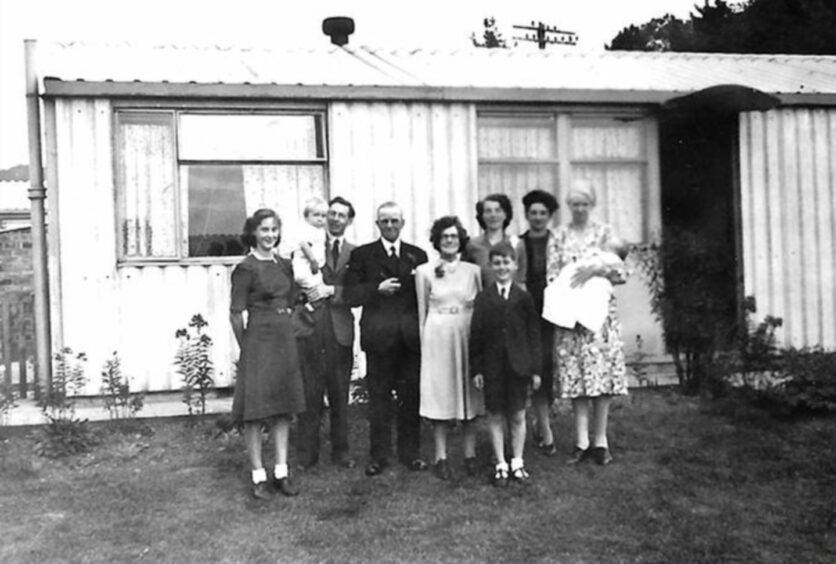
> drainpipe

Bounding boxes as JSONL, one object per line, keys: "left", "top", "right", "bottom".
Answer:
{"left": 24, "top": 39, "right": 52, "bottom": 396}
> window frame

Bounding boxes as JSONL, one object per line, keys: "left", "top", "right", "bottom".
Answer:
{"left": 112, "top": 101, "right": 329, "bottom": 266}
{"left": 475, "top": 107, "right": 659, "bottom": 242}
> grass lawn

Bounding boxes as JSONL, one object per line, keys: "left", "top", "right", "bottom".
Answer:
{"left": 1, "top": 388, "right": 834, "bottom": 563}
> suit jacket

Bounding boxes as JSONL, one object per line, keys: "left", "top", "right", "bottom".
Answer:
{"left": 344, "top": 239, "right": 428, "bottom": 353}
{"left": 320, "top": 237, "right": 356, "bottom": 348}
{"left": 469, "top": 282, "right": 542, "bottom": 380}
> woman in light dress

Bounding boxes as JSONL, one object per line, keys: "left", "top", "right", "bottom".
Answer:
{"left": 546, "top": 188, "right": 628, "bottom": 466}
{"left": 416, "top": 216, "right": 484, "bottom": 480}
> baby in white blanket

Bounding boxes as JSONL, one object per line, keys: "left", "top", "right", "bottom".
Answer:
{"left": 542, "top": 242, "right": 628, "bottom": 333}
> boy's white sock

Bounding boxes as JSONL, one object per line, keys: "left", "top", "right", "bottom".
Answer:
{"left": 274, "top": 463, "right": 288, "bottom": 480}
{"left": 251, "top": 467, "right": 267, "bottom": 484}
{"left": 510, "top": 457, "right": 524, "bottom": 471}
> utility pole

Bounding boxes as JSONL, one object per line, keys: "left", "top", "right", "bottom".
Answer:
{"left": 513, "top": 21, "right": 577, "bottom": 49}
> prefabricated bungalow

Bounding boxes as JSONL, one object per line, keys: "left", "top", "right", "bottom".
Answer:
{"left": 27, "top": 38, "right": 836, "bottom": 394}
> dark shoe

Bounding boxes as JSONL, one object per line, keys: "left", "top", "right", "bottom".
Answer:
{"left": 511, "top": 466, "right": 530, "bottom": 482}
{"left": 273, "top": 477, "right": 300, "bottom": 497}
{"left": 365, "top": 460, "right": 387, "bottom": 477}
{"left": 404, "top": 458, "right": 428, "bottom": 472}
{"left": 590, "top": 446, "right": 613, "bottom": 466}
{"left": 566, "top": 445, "right": 591, "bottom": 465}
{"left": 464, "top": 457, "right": 479, "bottom": 477}
{"left": 492, "top": 466, "right": 509, "bottom": 488}
{"left": 537, "top": 442, "right": 558, "bottom": 457}
{"left": 333, "top": 456, "right": 356, "bottom": 469}
{"left": 252, "top": 481, "right": 273, "bottom": 500}
{"left": 434, "top": 459, "right": 452, "bottom": 481}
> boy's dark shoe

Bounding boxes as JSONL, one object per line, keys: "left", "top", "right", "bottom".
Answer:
{"left": 273, "top": 477, "right": 300, "bottom": 497}
{"left": 492, "top": 466, "right": 509, "bottom": 488}
{"left": 566, "top": 446, "right": 591, "bottom": 465}
{"left": 365, "top": 460, "right": 388, "bottom": 477}
{"left": 252, "top": 482, "right": 273, "bottom": 500}
{"left": 511, "top": 466, "right": 530, "bottom": 482}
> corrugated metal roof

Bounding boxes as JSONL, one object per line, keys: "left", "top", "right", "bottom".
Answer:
{"left": 0, "top": 181, "right": 29, "bottom": 211}
{"left": 37, "top": 41, "right": 836, "bottom": 97}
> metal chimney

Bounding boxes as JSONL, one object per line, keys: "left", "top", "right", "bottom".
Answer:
{"left": 322, "top": 17, "right": 355, "bottom": 46}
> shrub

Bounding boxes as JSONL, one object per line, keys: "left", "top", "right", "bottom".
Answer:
{"left": 100, "top": 351, "right": 145, "bottom": 420}
{"left": 631, "top": 228, "right": 738, "bottom": 394}
{"left": 36, "top": 347, "right": 97, "bottom": 458}
{"left": 763, "top": 348, "right": 836, "bottom": 416}
{"left": 174, "top": 314, "right": 215, "bottom": 416}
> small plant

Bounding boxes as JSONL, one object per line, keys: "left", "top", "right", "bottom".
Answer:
{"left": 36, "top": 347, "right": 97, "bottom": 458}
{"left": 174, "top": 314, "right": 215, "bottom": 416}
{"left": 100, "top": 351, "right": 145, "bottom": 420}
{"left": 627, "top": 335, "right": 657, "bottom": 388}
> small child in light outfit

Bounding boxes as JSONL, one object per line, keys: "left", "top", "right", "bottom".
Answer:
{"left": 542, "top": 240, "right": 628, "bottom": 333}
{"left": 292, "top": 197, "right": 328, "bottom": 311}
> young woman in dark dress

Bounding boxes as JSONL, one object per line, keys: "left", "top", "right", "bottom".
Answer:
{"left": 230, "top": 208, "right": 306, "bottom": 500}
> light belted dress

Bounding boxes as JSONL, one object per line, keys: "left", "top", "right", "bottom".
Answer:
{"left": 416, "top": 259, "right": 485, "bottom": 421}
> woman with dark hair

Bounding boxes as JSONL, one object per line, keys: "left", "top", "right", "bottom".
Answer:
{"left": 464, "top": 193, "right": 518, "bottom": 285}
{"left": 515, "top": 189, "right": 560, "bottom": 456}
{"left": 416, "top": 216, "right": 484, "bottom": 480}
{"left": 230, "top": 208, "right": 306, "bottom": 500}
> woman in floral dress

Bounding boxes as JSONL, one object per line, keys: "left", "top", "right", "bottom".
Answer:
{"left": 546, "top": 188, "right": 628, "bottom": 466}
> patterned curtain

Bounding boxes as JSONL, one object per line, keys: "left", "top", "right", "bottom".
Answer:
{"left": 117, "top": 113, "right": 177, "bottom": 257}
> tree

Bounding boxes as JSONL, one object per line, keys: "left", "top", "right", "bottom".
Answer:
{"left": 607, "top": 0, "right": 836, "bottom": 54}
{"left": 472, "top": 17, "right": 509, "bottom": 48}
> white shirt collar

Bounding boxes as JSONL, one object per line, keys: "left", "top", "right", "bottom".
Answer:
{"left": 381, "top": 238, "right": 401, "bottom": 255}
{"left": 497, "top": 281, "right": 512, "bottom": 296}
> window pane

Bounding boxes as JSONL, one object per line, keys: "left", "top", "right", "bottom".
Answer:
{"left": 178, "top": 114, "right": 322, "bottom": 161}
{"left": 571, "top": 123, "right": 643, "bottom": 160}
{"left": 478, "top": 116, "right": 556, "bottom": 160}
{"left": 571, "top": 164, "right": 645, "bottom": 242}
{"left": 182, "top": 165, "right": 248, "bottom": 257}
{"left": 117, "top": 112, "right": 177, "bottom": 258}
{"left": 478, "top": 163, "right": 558, "bottom": 235}
{"left": 180, "top": 164, "right": 326, "bottom": 257}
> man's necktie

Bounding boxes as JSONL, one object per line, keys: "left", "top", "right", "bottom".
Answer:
{"left": 500, "top": 287, "right": 507, "bottom": 300}
{"left": 389, "top": 246, "right": 397, "bottom": 259}
{"left": 332, "top": 239, "right": 340, "bottom": 266}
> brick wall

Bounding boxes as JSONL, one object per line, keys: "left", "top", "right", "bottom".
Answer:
{"left": 0, "top": 227, "right": 35, "bottom": 391}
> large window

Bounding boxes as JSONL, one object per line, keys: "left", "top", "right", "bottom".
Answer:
{"left": 477, "top": 112, "right": 653, "bottom": 242}
{"left": 115, "top": 110, "right": 327, "bottom": 260}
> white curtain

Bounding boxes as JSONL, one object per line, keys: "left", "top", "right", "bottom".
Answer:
{"left": 118, "top": 116, "right": 177, "bottom": 257}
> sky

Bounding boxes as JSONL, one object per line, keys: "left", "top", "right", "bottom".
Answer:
{"left": 0, "top": 0, "right": 702, "bottom": 170}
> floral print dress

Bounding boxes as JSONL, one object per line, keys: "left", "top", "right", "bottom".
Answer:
{"left": 547, "top": 221, "right": 628, "bottom": 399}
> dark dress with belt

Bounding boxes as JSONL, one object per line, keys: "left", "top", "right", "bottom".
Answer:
{"left": 231, "top": 254, "right": 305, "bottom": 423}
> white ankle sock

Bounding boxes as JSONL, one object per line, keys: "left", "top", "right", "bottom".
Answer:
{"left": 274, "top": 463, "right": 288, "bottom": 479}
{"left": 495, "top": 461, "right": 508, "bottom": 472}
{"left": 251, "top": 468, "right": 267, "bottom": 484}
{"left": 510, "top": 457, "right": 524, "bottom": 471}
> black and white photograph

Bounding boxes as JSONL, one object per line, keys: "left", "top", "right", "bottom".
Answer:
{"left": 0, "top": 0, "right": 834, "bottom": 561}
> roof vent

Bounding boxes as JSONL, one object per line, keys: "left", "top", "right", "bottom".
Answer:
{"left": 322, "top": 17, "right": 355, "bottom": 46}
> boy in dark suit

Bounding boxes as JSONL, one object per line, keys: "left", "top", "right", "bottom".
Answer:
{"left": 470, "top": 242, "right": 542, "bottom": 486}
{"left": 344, "top": 201, "right": 429, "bottom": 477}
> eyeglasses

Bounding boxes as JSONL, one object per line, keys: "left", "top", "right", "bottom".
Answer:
{"left": 440, "top": 234, "right": 460, "bottom": 240}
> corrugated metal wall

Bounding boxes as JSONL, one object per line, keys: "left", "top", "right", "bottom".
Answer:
{"left": 329, "top": 102, "right": 480, "bottom": 247}
{"left": 739, "top": 108, "right": 836, "bottom": 349}
{"left": 47, "top": 98, "right": 666, "bottom": 393}
{"left": 48, "top": 99, "right": 239, "bottom": 393}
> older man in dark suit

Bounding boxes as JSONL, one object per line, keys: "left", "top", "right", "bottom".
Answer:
{"left": 345, "top": 201, "right": 429, "bottom": 476}
{"left": 296, "top": 196, "right": 358, "bottom": 470}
